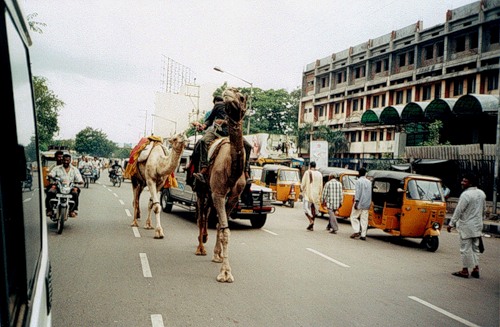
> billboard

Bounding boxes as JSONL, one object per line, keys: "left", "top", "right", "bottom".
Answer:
{"left": 310, "top": 140, "right": 328, "bottom": 168}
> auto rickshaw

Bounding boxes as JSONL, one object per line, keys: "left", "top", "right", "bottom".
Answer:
{"left": 249, "top": 165, "right": 263, "bottom": 183}
{"left": 258, "top": 164, "right": 301, "bottom": 207}
{"left": 318, "top": 167, "right": 358, "bottom": 218}
{"left": 40, "top": 148, "right": 69, "bottom": 187}
{"left": 367, "top": 170, "right": 447, "bottom": 252}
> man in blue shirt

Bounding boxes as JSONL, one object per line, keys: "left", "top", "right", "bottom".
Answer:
{"left": 349, "top": 167, "right": 372, "bottom": 240}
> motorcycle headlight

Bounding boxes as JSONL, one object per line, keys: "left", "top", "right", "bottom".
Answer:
{"left": 432, "top": 222, "right": 440, "bottom": 230}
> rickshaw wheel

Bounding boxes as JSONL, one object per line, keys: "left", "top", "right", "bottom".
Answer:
{"left": 422, "top": 236, "right": 439, "bottom": 252}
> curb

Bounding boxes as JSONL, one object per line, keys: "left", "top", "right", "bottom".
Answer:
{"left": 444, "top": 217, "right": 499, "bottom": 236}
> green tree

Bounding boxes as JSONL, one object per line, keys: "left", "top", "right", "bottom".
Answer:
{"left": 315, "top": 125, "right": 349, "bottom": 155}
{"left": 33, "top": 76, "right": 64, "bottom": 151}
{"left": 26, "top": 13, "right": 46, "bottom": 34}
{"left": 422, "top": 120, "right": 449, "bottom": 146}
{"left": 74, "top": 127, "right": 116, "bottom": 157}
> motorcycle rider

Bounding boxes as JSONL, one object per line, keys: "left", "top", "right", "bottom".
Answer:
{"left": 44, "top": 150, "right": 64, "bottom": 215}
{"left": 78, "top": 156, "right": 92, "bottom": 173}
{"left": 109, "top": 160, "right": 123, "bottom": 180}
{"left": 46, "top": 154, "right": 84, "bottom": 218}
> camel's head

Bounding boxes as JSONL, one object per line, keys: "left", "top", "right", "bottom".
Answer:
{"left": 223, "top": 87, "right": 247, "bottom": 123}
{"left": 168, "top": 133, "right": 188, "bottom": 152}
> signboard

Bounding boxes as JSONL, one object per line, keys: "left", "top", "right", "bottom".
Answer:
{"left": 310, "top": 140, "right": 328, "bottom": 168}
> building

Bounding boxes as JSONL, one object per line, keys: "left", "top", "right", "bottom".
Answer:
{"left": 300, "top": 0, "right": 500, "bottom": 159}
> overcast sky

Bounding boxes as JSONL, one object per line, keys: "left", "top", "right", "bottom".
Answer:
{"left": 23, "top": 0, "right": 476, "bottom": 145}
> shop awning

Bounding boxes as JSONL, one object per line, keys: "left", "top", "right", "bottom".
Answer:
{"left": 424, "top": 98, "right": 456, "bottom": 121}
{"left": 401, "top": 102, "right": 429, "bottom": 123}
{"left": 360, "top": 108, "right": 383, "bottom": 125}
{"left": 453, "top": 94, "right": 499, "bottom": 116}
{"left": 380, "top": 105, "right": 404, "bottom": 124}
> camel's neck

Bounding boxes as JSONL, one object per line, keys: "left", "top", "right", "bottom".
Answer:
{"left": 228, "top": 121, "right": 244, "bottom": 150}
{"left": 158, "top": 143, "right": 183, "bottom": 175}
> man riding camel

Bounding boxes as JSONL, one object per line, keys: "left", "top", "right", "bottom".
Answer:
{"left": 193, "top": 95, "right": 252, "bottom": 185}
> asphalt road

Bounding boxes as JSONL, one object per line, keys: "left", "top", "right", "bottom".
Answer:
{"left": 47, "top": 177, "right": 499, "bottom": 327}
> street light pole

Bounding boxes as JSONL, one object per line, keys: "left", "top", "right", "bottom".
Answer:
{"left": 140, "top": 110, "right": 147, "bottom": 137}
{"left": 213, "top": 66, "right": 253, "bottom": 135}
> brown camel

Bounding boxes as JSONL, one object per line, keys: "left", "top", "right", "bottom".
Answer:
{"left": 130, "top": 133, "right": 187, "bottom": 238}
{"left": 195, "top": 87, "right": 247, "bottom": 283}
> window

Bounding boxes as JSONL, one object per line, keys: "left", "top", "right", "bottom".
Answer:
{"left": 434, "top": 84, "right": 441, "bottom": 99}
{"left": 490, "top": 25, "right": 499, "bottom": 44}
{"left": 398, "top": 53, "right": 406, "bottom": 66}
{"left": 370, "top": 131, "right": 377, "bottom": 141}
{"left": 454, "top": 80, "right": 464, "bottom": 96}
{"left": 406, "top": 89, "right": 412, "bottom": 103}
{"left": 456, "top": 35, "right": 466, "bottom": 52}
{"left": 353, "top": 99, "right": 359, "bottom": 111}
{"left": 408, "top": 51, "right": 414, "bottom": 65}
{"left": 375, "top": 61, "right": 382, "bottom": 73}
{"left": 387, "top": 131, "right": 392, "bottom": 141}
{"left": 470, "top": 32, "right": 478, "bottom": 49}
{"left": 379, "top": 130, "right": 384, "bottom": 141}
{"left": 350, "top": 132, "right": 357, "bottom": 142}
{"left": 423, "top": 85, "right": 431, "bottom": 100}
{"left": 436, "top": 42, "right": 444, "bottom": 57}
{"left": 334, "top": 103, "right": 340, "bottom": 114}
{"left": 488, "top": 74, "right": 499, "bottom": 91}
{"left": 424, "top": 45, "right": 433, "bottom": 60}
{"left": 467, "top": 77, "right": 476, "bottom": 93}
{"left": 337, "top": 72, "right": 342, "bottom": 83}
{"left": 372, "top": 96, "right": 379, "bottom": 108}
{"left": 381, "top": 94, "right": 385, "bottom": 107}
{"left": 318, "top": 106, "right": 324, "bottom": 116}
{"left": 384, "top": 59, "right": 389, "bottom": 71}
{"left": 396, "top": 91, "right": 404, "bottom": 105}
{"left": 321, "top": 77, "right": 328, "bottom": 88}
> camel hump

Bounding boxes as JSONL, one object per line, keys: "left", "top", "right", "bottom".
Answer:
{"left": 207, "top": 137, "right": 229, "bottom": 160}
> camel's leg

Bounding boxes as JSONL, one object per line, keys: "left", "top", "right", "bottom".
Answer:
{"left": 144, "top": 198, "right": 154, "bottom": 230}
{"left": 195, "top": 194, "right": 208, "bottom": 255}
{"left": 131, "top": 183, "right": 144, "bottom": 227}
{"left": 147, "top": 181, "right": 164, "bottom": 239}
{"left": 216, "top": 227, "right": 233, "bottom": 283}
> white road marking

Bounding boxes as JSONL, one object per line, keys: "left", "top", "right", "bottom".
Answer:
{"left": 132, "top": 227, "right": 141, "bottom": 238}
{"left": 140, "top": 253, "right": 152, "bottom": 277}
{"left": 408, "top": 296, "right": 480, "bottom": 327}
{"left": 107, "top": 188, "right": 112, "bottom": 192}
{"left": 151, "top": 314, "right": 164, "bottom": 327}
{"left": 262, "top": 228, "right": 278, "bottom": 235}
{"left": 119, "top": 199, "right": 124, "bottom": 205}
{"left": 306, "top": 248, "right": 350, "bottom": 268}
{"left": 125, "top": 209, "right": 132, "bottom": 217}
{"left": 113, "top": 193, "right": 118, "bottom": 197}
{"left": 23, "top": 197, "right": 32, "bottom": 202}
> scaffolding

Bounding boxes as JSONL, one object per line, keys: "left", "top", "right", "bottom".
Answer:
{"left": 160, "top": 56, "right": 196, "bottom": 94}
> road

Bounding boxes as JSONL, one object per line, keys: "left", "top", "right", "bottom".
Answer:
{"left": 47, "top": 177, "right": 499, "bottom": 327}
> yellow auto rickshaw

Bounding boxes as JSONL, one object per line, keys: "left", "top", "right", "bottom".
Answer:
{"left": 258, "top": 164, "right": 301, "bottom": 207}
{"left": 367, "top": 170, "right": 447, "bottom": 252}
{"left": 40, "top": 148, "right": 69, "bottom": 187}
{"left": 318, "top": 167, "right": 359, "bottom": 218}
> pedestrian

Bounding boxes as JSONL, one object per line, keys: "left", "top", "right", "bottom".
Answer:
{"left": 349, "top": 167, "right": 372, "bottom": 240}
{"left": 321, "top": 173, "right": 343, "bottom": 234}
{"left": 447, "top": 173, "right": 486, "bottom": 278}
{"left": 300, "top": 161, "right": 323, "bottom": 231}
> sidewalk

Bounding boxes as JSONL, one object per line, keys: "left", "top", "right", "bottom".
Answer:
{"left": 445, "top": 197, "right": 500, "bottom": 237}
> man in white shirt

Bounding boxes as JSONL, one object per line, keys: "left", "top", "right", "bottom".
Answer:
{"left": 300, "top": 161, "right": 323, "bottom": 231}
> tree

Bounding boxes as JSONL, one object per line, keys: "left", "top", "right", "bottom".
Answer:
{"left": 33, "top": 76, "right": 64, "bottom": 151}
{"left": 422, "top": 120, "right": 449, "bottom": 146}
{"left": 74, "top": 127, "right": 116, "bottom": 157}
{"left": 315, "top": 125, "right": 349, "bottom": 155}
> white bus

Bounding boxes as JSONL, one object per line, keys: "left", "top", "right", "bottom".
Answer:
{"left": 0, "top": 0, "right": 52, "bottom": 325}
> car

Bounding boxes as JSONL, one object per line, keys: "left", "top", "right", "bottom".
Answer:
{"left": 160, "top": 149, "right": 275, "bottom": 228}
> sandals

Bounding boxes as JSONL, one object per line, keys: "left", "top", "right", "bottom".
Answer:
{"left": 306, "top": 224, "right": 314, "bottom": 231}
{"left": 471, "top": 270, "right": 480, "bottom": 279}
{"left": 69, "top": 211, "right": 78, "bottom": 218}
{"left": 451, "top": 271, "right": 469, "bottom": 278}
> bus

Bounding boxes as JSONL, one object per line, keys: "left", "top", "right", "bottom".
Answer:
{"left": 0, "top": 0, "right": 52, "bottom": 326}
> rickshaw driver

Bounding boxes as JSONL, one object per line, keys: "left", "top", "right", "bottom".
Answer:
{"left": 192, "top": 95, "right": 253, "bottom": 184}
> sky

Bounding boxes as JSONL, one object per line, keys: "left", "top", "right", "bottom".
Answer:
{"left": 23, "top": 0, "right": 477, "bottom": 145}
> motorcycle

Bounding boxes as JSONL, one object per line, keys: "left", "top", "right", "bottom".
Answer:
{"left": 48, "top": 177, "right": 75, "bottom": 234}
{"left": 81, "top": 167, "right": 92, "bottom": 188}
{"left": 109, "top": 168, "right": 122, "bottom": 187}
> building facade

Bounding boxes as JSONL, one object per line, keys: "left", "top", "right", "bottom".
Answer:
{"left": 300, "top": 0, "right": 500, "bottom": 159}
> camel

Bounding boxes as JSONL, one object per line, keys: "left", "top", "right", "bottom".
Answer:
{"left": 130, "top": 133, "right": 187, "bottom": 238}
{"left": 195, "top": 87, "right": 247, "bottom": 283}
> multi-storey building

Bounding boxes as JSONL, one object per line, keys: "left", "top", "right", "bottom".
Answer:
{"left": 300, "top": 0, "right": 500, "bottom": 159}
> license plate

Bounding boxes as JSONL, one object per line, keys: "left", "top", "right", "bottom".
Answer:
{"left": 240, "top": 209, "right": 253, "bottom": 213}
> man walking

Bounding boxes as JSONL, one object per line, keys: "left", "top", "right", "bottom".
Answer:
{"left": 321, "top": 173, "right": 343, "bottom": 234}
{"left": 349, "top": 167, "right": 372, "bottom": 240}
{"left": 301, "top": 161, "right": 323, "bottom": 231}
{"left": 447, "top": 173, "right": 486, "bottom": 278}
